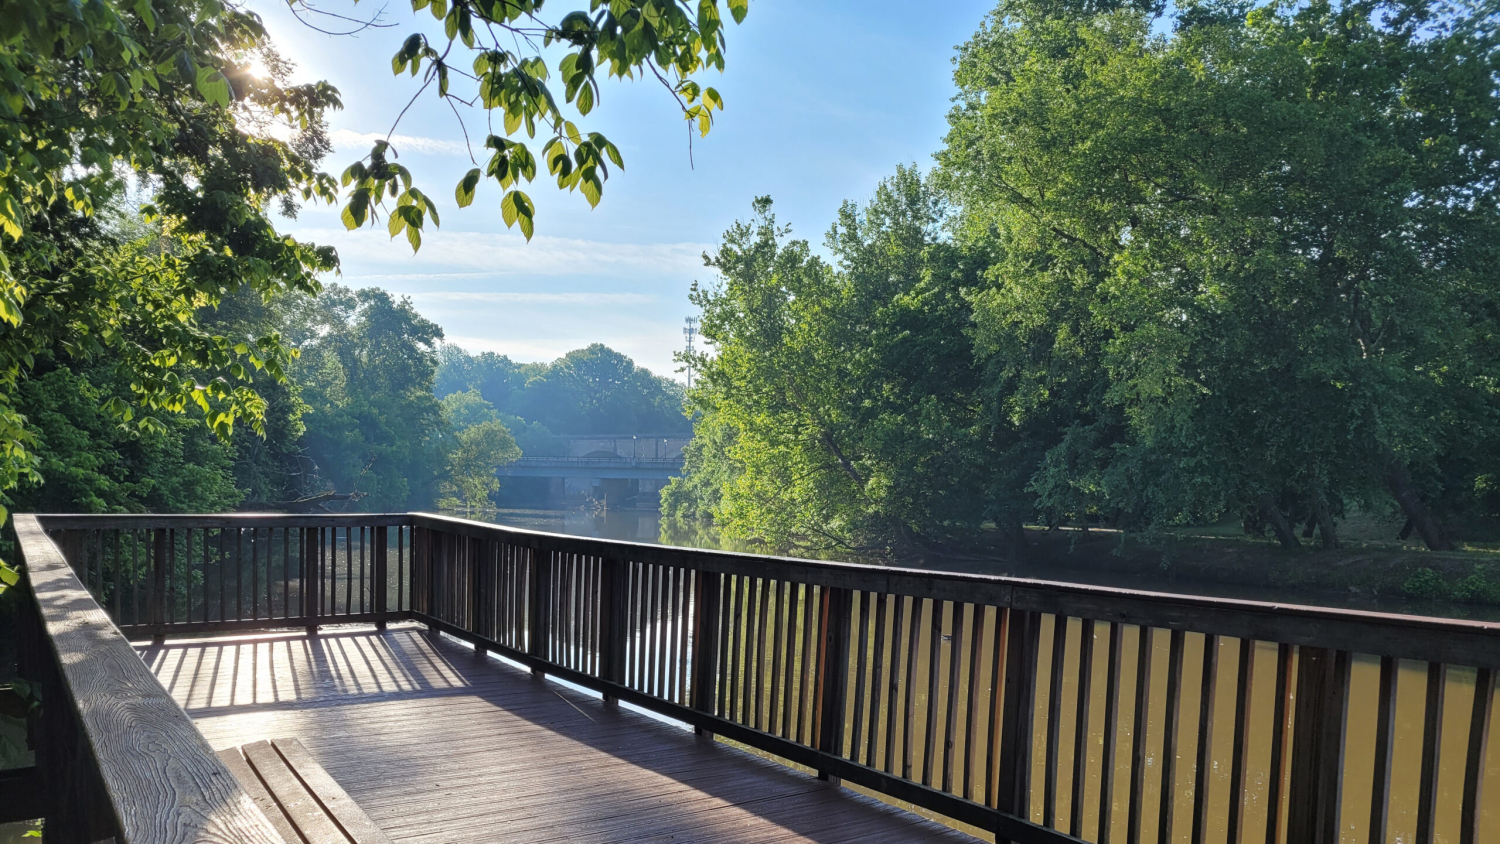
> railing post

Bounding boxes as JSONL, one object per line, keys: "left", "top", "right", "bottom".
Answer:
{"left": 303, "top": 527, "right": 320, "bottom": 636}
{"left": 599, "top": 557, "right": 628, "bottom": 701}
{"left": 373, "top": 525, "right": 389, "bottom": 629}
{"left": 529, "top": 548, "right": 552, "bottom": 676}
{"left": 814, "top": 586, "right": 854, "bottom": 782}
{"left": 691, "top": 570, "right": 723, "bottom": 729}
{"left": 149, "top": 528, "right": 167, "bottom": 643}
{"left": 996, "top": 609, "right": 1040, "bottom": 838}
{"left": 1286, "top": 647, "right": 1350, "bottom": 843}
{"left": 469, "top": 537, "right": 487, "bottom": 656}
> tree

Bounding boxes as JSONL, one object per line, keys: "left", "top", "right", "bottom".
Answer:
{"left": 438, "top": 420, "right": 522, "bottom": 511}
{"left": 666, "top": 176, "right": 994, "bottom": 556}
{"left": 291, "top": 286, "right": 449, "bottom": 510}
{"left": 937, "top": 0, "right": 1500, "bottom": 549}
{"left": 0, "top": 0, "right": 749, "bottom": 592}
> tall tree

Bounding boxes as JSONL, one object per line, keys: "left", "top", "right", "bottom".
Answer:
{"left": 291, "top": 286, "right": 449, "bottom": 510}
{"left": 938, "top": 0, "right": 1500, "bottom": 548}
{"left": 667, "top": 175, "right": 994, "bottom": 555}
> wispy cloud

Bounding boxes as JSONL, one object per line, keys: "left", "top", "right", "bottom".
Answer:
{"left": 293, "top": 227, "right": 712, "bottom": 280}
{"left": 328, "top": 129, "right": 471, "bottom": 157}
{"left": 410, "top": 291, "right": 658, "bottom": 305}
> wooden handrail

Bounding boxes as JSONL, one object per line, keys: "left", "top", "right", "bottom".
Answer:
{"left": 15, "top": 514, "right": 284, "bottom": 843}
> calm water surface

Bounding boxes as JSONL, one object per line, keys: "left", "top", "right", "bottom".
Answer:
{"left": 455, "top": 509, "right": 1500, "bottom": 621}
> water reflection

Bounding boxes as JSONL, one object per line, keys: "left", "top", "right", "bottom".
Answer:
{"left": 449, "top": 509, "right": 1500, "bottom": 621}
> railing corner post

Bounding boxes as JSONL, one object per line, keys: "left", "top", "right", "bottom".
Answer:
{"left": 814, "top": 585, "right": 854, "bottom": 781}
{"left": 373, "top": 524, "right": 389, "bottom": 629}
{"left": 529, "top": 548, "right": 552, "bottom": 676}
{"left": 303, "top": 527, "right": 321, "bottom": 636}
{"left": 600, "top": 557, "right": 628, "bottom": 700}
{"left": 690, "top": 569, "right": 722, "bottom": 721}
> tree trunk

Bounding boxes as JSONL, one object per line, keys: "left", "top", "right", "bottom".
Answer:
{"left": 1311, "top": 494, "right": 1341, "bottom": 549}
{"left": 1386, "top": 463, "right": 1453, "bottom": 551}
{"left": 1259, "top": 493, "right": 1301, "bottom": 549}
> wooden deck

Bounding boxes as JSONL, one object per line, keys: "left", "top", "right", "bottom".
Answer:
{"left": 138, "top": 624, "right": 981, "bottom": 844}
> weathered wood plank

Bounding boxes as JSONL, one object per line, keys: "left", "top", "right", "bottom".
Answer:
{"left": 273, "top": 738, "right": 395, "bottom": 844}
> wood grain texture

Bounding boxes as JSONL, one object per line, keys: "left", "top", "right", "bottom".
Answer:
{"left": 17, "top": 514, "right": 286, "bottom": 844}
{"left": 146, "top": 624, "right": 980, "bottom": 844}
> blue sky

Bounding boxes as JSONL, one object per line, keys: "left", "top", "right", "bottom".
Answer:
{"left": 256, "top": 0, "right": 993, "bottom": 378}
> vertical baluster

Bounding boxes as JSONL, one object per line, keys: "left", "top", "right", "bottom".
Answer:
{"left": 233, "top": 528, "right": 243, "bottom": 622}
{"left": 1190, "top": 633, "right": 1218, "bottom": 843}
{"left": 768, "top": 581, "right": 788, "bottom": 726}
{"left": 660, "top": 566, "right": 675, "bottom": 697}
{"left": 1045, "top": 614, "right": 1071, "bottom": 825}
{"left": 1265, "top": 643, "right": 1293, "bottom": 843}
{"left": 902, "top": 597, "right": 926, "bottom": 781}
{"left": 1156, "top": 629, "right": 1186, "bottom": 842}
{"left": 850, "top": 591, "right": 872, "bottom": 761}
{"left": 799, "top": 585, "right": 821, "bottom": 744}
{"left": 398, "top": 527, "right": 406, "bottom": 614}
{"left": 984, "top": 607, "right": 1010, "bottom": 808}
{"left": 868, "top": 593, "right": 891, "bottom": 768}
{"left": 111, "top": 531, "right": 122, "bottom": 623}
{"left": 167, "top": 528, "right": 177, "bottom": 626}
{"left": 740, "top": 576, "right": 759, "bottom": 722}
{"left": 1126, "top": 626, "right": 1155, "bottom": 844}
{"left": 724, "top": 575, "right": 743, "bottom": 719}
{"left": 250, "top": 527, "right": 260, "bottom": 621}
{"left": 941, "top": 602, "right": 965, "bottom": 794}
{"left": 1460, "top": 666, "right": 1495, "bottom": 844}
{"left": 1070, "top": 619, "right": 1096, "bottom": 838}
{"left": 963, "top": 602, "right": 985, "bottom": 803}
{"left": 923, "top": 600, "right": 945, "bottom": 787}
{"left": 281, "top": 528, "right": 290, "bottom": 621}
{"left": 888, "top": 594, "right": 907, "bottom": 775}
{"left": 345, "top": 526, "right": 354, "bottom": 617}
{"left": 717, "top": 575, "right": 736, "bottom": 717}
{"left": 130, "top": 530, "right": 141, "bottom": 629}
{"left": 1227, "top": 638, "right": 1256, "bottom": 844}
{"left": 1099, "top": 621, "right": 1124, "bottom": 843}
{"left": 755, "top": 576, "right": 772, "bottom": 728}
{"left": 1415, "top": 662, "right": 1448, "bottom": 844}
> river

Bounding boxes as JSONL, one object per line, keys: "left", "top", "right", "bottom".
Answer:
{"left": 451, "top": 508, "right": 1500, "bottom": 621}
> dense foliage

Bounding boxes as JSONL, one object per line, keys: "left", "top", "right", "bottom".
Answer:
{"left": 437, "top": 343, "right": 691, "bottom": 436}
{"left": 0, "top": 0, "right": 746, "bottom": 592}
{"left": 667, "top": 0, "right": 1500, "bottom": 557}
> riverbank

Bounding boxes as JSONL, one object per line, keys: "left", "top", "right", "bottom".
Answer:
{"left": 919, "top": 526, "right": 1500, "bottom": 618}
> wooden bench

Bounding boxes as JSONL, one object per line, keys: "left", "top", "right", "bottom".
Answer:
{"left": 216, "top": 738, "right": 394, "bottom": 844}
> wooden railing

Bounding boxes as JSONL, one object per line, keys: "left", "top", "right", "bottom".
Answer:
{"left": 23, "top": 511, "right": 1500, "bottom": 843}
{"left": 14, "top": 514, "right": 286, "bottom": 843}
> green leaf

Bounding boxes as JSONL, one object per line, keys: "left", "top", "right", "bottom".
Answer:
{"left": 456, "top": 168, "right": 481, "bottom": 207}
{"left": 727, "top": 0, "right": 748, "bottom": 24}
{"left": 195, "top": 66, "right": 231, "bottom": 107}
{"left": 501, "top": 190, "right": 519, "bottom": 227}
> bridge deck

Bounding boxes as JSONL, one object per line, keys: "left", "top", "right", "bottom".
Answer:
{"left": 139, "top": 625, "right": 979, "bottom": 844}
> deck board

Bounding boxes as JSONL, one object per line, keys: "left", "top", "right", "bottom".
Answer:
{"left": 139, "top": 625, "right": 981, "bottom": 844}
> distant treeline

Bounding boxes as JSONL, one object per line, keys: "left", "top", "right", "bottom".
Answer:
{"left": 3, "top": 284, "right": 686, "bottom": 516}
{"left": 664, "top": 0, "right": 1500, "bottom": 558}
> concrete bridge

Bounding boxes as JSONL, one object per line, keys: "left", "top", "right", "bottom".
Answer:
{"left": 497, "top": 433, "right": 691, "bottom": 507}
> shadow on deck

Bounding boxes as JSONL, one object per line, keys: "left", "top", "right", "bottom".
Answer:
{"left": 138, "top": 624, "right": 979, "bottom": 844}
